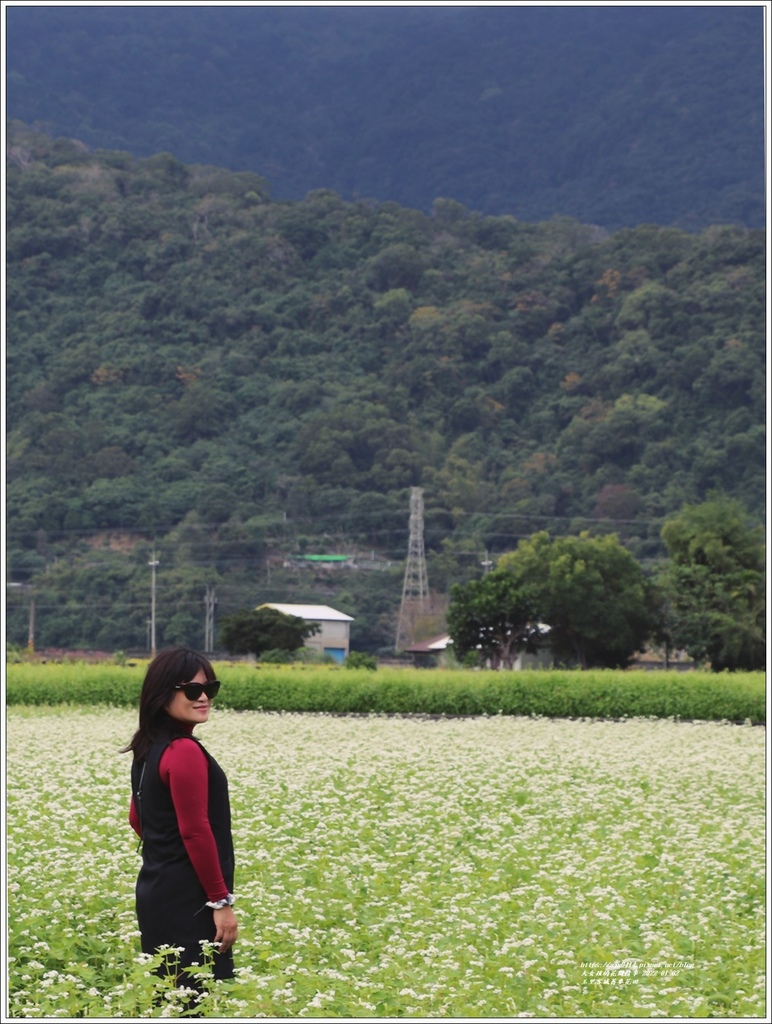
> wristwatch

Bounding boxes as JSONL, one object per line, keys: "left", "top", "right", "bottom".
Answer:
{"left": 206, "top": 894, "right": 236, "bottom": 909}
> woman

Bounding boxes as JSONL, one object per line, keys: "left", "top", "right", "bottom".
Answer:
{"left": 124, "top": 646, "right": 237, "bottom": 993}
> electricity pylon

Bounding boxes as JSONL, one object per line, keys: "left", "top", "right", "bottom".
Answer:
{"left": 395, "top": 487, "right": 429, "bottom": 651}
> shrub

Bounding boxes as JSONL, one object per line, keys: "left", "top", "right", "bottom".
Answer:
{"left": 345, "top": 652, "right": 377, "bottom": 671}
{"left": 259, "top": 648, "right": 296, "bottom": 664}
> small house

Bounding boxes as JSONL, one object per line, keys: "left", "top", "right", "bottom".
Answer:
{"left": 405, "top": 629, "right": 554, "bottom": 669}
{"left": 404, "top": 634, "right": 454, "bottom": 668}
{"left": 260, "top": 603, "right": 354, "bottom": 664}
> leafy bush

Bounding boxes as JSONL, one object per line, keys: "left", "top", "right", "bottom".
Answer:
{"left": 259, "top": 648, "right": 296, "bottom": 664}
{"left": 345, "top": 652, "right": 377, "bottom": 670}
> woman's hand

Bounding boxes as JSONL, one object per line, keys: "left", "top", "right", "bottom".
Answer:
{"left": 212, "top": 906, "right": 238, "bottom": 953}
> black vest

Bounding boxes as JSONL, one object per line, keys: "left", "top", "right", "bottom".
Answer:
{"left": 131, "top": 736, "right": 235, "bottom": 961}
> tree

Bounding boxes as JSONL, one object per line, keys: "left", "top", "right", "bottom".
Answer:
{"left": 447, "top": 568, "right": 543, "bottom": 670}
{"left": 659, "top": 498, "right": 765, "bottom": 671}
{"left": 498, "top": 531, "right": 657, "bottom": 669}
{"left": 219, "top": 607, "right": 319, "bottom": 659}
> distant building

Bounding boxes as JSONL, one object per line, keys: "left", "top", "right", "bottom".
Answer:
{"left": 403, "top": 634, "right": 454, "bottom": 668}
{"left": 404, "top": 630, "right": 554, "bottom": 669}
{"left": 283, "top": 554, "right": 355, "bottom": 569}
{"left": 630, "top": 645, "right": 696, "bottom": 671}
{"left": 259, "top": 603, "right": 354, "bottom": 664}
{"left": 282, "top": 552, "right": 392, "bottom": 571}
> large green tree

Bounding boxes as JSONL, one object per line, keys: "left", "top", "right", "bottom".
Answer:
{"left": 498, "top": 531, "right": 657, "bottom": 669}
{"left": 659, "top": 498, "right": 765, "bottom": 671}
{"left": 218, "top": 607, "right": 319, "bottom": 658}
{"left": 447, "top": 568, "right": 543, "bottom": 669}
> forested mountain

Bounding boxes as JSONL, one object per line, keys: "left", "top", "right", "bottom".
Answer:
{"left": 5, "top": 5, "right": 764, "bottom": 231}
{"left": 5, "top": 125, "right": 766, "bottom": 652}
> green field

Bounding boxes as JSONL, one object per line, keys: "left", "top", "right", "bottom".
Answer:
{"left": 6, "top": 704, "right": 765, "bottom": 1018}
{"left": 4, "top": 662, "right": 766, "bottom": 724}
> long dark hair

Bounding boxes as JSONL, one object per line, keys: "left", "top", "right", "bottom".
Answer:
{"left": 122, "top": 645, "right": 216, "bottom": 761}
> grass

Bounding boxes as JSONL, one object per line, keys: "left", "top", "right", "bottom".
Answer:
{"left": 6, "top": 705, "right": 766, "bottom": 1018}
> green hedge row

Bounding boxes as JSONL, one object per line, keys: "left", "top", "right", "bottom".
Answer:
{"left": 5, "top": 665, "right": 766, "bottom": 724}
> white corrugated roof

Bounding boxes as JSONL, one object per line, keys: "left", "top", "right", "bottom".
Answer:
{"left": 404, "top": 634, "right": 452, "bottom": 653}
{"left": 260, "top": 603, "right": 354, "bottom": 622}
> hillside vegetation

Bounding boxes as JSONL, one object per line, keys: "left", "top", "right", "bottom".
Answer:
{"left": 5, "top": 124, "right": 766, "bottom": 651}
{"left": 6, "top": 5, "right": 764, "bottom": 230}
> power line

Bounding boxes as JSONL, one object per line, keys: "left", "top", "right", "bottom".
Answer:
{"left": 4, "top": 507, "right": 686, "bottom": 540}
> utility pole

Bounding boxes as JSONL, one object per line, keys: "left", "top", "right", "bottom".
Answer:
{"left": 8, "top": 583, "right": 35, "bottom": 651}
{"left": 27, "top": 595, "right": 35, "bottom": 652}
{"left": 148, "top": 553, "right": 159, "bottom": 657}
{"left": 204, "top": 585, "right": 217, "bottom": 653}
{"left": 395, "top": 487, "right": 429, "bottom": 652}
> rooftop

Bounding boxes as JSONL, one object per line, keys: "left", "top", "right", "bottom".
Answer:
{"left": 403, "top": 634, "right": 452, "bottom": 653}
{"left": 260, "top": 603, "right": 355, "bottom": 622}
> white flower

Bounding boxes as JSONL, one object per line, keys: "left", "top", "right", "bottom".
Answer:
{"left": 6, "top": 705, "right": 765, "bottom": 1019}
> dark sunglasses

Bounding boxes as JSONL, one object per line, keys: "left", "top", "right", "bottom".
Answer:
{"left": 173, "top": 680, "right": 221, "bottom": 701}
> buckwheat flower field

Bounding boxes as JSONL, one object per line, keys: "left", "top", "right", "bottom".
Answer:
{"left": 6, "top": 707, "right": 766, "bottom": 1019}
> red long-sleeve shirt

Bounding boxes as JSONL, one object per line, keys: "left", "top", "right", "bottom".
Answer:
{"left": 130, "top": 736, "right": 230, "bottom": 903}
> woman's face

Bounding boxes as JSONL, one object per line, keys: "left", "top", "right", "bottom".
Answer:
{"left": 165, "top": 668, "right": 212, "bottom": 727}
